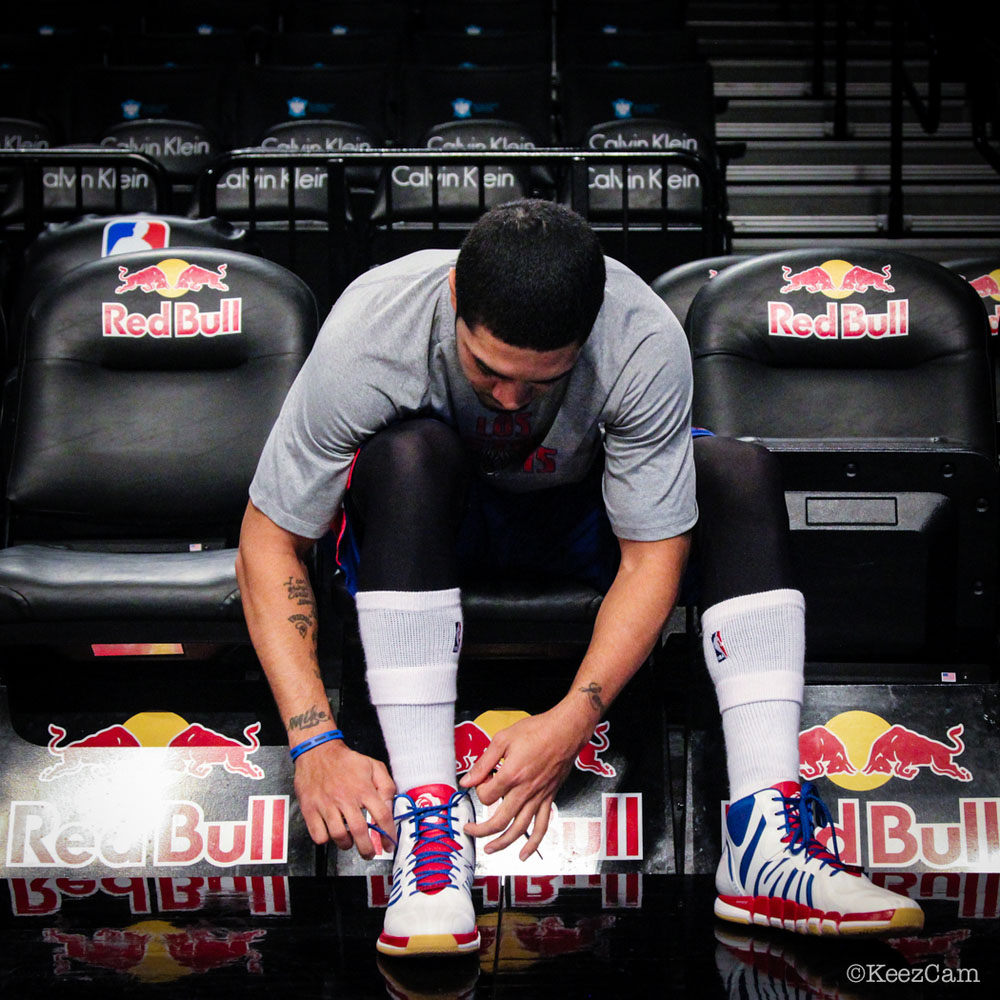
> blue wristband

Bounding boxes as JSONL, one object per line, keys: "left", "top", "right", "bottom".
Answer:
{"left": 289, "top": 729, "right": 344, "bottom": 761}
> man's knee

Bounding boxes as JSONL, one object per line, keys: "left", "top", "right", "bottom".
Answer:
{"left": 693, "top": 435, "right": 784, "bottom": 519}
{"left": 352, "top": 419, "right": 466, "bottom": 495}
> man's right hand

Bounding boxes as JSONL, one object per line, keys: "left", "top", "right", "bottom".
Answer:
{"left": 293, "top": 740, "right": 397, "bottom": 859}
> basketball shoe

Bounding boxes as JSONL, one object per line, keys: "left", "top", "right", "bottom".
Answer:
{"left": 377, "top": 783, "right": 479, "bottom": 957}
{"left": 715, "top": 780, "right": 924, "bottom": 935}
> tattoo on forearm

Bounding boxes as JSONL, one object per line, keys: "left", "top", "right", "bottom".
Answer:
{"left": 579, "top": 682, "right": 606, "bottom": 714}
{"left": 287, "top": 704, "right": 330, "bottom": 732}
{"left": 284, "top": 576, "right": 318, "bottom": 641}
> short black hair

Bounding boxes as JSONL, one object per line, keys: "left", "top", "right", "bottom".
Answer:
{"left": 455, "top": 199, "right": 606, "bottom": 350}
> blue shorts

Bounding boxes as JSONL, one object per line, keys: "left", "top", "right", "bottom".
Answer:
{"left": 336, "top": 427, "right": 711, "bottom": 598}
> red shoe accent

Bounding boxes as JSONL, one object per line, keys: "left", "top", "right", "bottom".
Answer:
{"left": 718, "top": 894, "right": 897, "bottom": 927}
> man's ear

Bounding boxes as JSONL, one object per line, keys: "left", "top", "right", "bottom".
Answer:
{"left": 448, "top": 267, "right": 457, "bottom": 311}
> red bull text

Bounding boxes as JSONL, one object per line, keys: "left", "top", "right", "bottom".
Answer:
{"left": 104, "top": 260, "right": 241, "bottom": 338}
{"left": 6, "top": 797, "right": 289, "bottom": 869}
{"left": 770, "top": 261, "right": 908, "bottom": 339}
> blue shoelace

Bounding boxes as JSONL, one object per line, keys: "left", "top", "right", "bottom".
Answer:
{"left": 777, "top": 781, "right": 849, "bottom": 872}
{"left": 375, "top": 788, "right": 472, "bottom": 896}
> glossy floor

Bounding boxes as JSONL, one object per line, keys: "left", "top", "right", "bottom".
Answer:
{"left": 2, "top": 874, "right": 996, "bottom": 998}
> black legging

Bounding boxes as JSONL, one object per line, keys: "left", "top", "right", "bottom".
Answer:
{"left": 345, "top": 420, "right": 795, "bottom": 608}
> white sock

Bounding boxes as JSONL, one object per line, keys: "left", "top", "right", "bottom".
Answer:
{"left": 701, "top": 589, "right": 805, "bottom": 801}
{"left": 356, "top": 588, "right": 462, "bottom": 793}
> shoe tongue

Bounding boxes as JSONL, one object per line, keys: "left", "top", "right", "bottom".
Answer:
{"left": 406, "top": 783, "right": 457, "bottom": 809}
{"left": 771, "top": 780, "right": 802, "bottom": 799}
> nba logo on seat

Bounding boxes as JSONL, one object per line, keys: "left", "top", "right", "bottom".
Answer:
{"left": 711, "top": 630, "right": 728, "bottom": 662}
{"left": 102, "top": 219, "right": 170, "bottom": 256}
{"left": 121, "top": 99, "right": 142, "bottom": 120}
{"left": 287, "top": 97, "right": 309, "bottom": 118}
{"left": 452, "top": 98, "right": 473, "bottom": 119}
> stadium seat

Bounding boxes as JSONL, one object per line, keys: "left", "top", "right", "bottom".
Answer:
{"left": 139, "top": 0, "right": 277, "bottom": 35}
{"left": 688, "top": 248, "right": 999, "bottom": 669}
{"left": 370, "top": 120, "right": 543, "bottom": 221}
{"left": 4, "top": 214, "right": 252, "bottom": 368}
{"left": 280, "top": 0, "right": 412, "bottom": 35}
{"left": 576, "top": 118, "right": 717, "bottom": 223}
{"left": 234, "top": 65, "right": 394, "bottom": 148}
{"left": 556, "top": 28, "right": 701, "bottom": 69}
{"left": 406, "top": 28, "right": 551, "bottom": 68}
{"left": 71, "top": 67, "right": 236, "bottom": 150}
{"left": 556, "top": 63, "right": 717, "bottom": 147}
{"left": 416, "top": 0, "right": 553, "bottom": 34}
{"left": 0, "top": 248, "right": 315, "bottom": 646}
{"left": 943, "top": 255, "right": 1000, "bottom": 451}
{"left": 398, "top": 64, "right": 554, "bottom": 147}
{"left": 650, "top": 253, "right": 754, "bottom": 328}
{"left": 0, "top": 146, "right": 166, "bottom": 225}
{"left": 258, "top": 30, "right": 401, "bottom": 67}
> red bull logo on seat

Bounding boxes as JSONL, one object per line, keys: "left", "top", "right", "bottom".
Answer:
{"left": 103, "top": 258, "right": 241, "bottom": 338}
{"left": 769, "top": 260, "right": 908, "bottom": 339}
{"left": 964, "top": 269, "right": 1000, "bottom": 335}
{"left": 453, "top": 710, "right": 616, "bottom": 780}
{"left": 799, "top": 711, "right": 973, "bottom": 790}
{"left": 39, "top": 713, "right": 265, "bottom": 783}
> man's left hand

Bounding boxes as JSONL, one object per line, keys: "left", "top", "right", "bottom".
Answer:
{"left": 459, "top": 704, "right": 593, "bottom": 861}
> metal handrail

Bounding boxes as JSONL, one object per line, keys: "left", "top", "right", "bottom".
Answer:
{"left": 0, "top": 148, "right": 172, "bottom": 239}
{"left": 197, "top": 146, "right": 727, "bottom": 281}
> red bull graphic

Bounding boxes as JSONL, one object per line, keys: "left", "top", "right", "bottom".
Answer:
{"left": 41, "top": 724, "right": 141, "bottom": 781}
{"left": 43, "top": 920, "right": 266, "bottom": 979}
{"left": 574, "top": 721, "right": 617, "bottom": 778}
{"left": 7, "top": 796, "right": 288, "bottom": 869}
{"left": 454, "top": 710, "right": 616, "bottom": 780}
{"left": 862, "top": 724, "right": 972, "bottom": 782}
{"left": 770, "top": 260, "right": 908, "bottom": 339}
{"left": 39, "top": 714, "right": 265, "bottom": 782}
{"left": 104, "top": 259, "right": 241, "bottom": 338}
{"left": 166, "top": 723, "right": 265, "bottom": 780}
{"left": 115, "top": 259, "right": 228, "bottom": 295}
{"left": 964, "top": 268, "right": 1000, "bottom": 334}
{"left": 9, "top": 876, "right": 290, "bottom": 917}
{"left": 798, "top": 711, "right": 972, "bottom": 790}
{"left": 798, "top": 724, "right": 857, "bottom": 781}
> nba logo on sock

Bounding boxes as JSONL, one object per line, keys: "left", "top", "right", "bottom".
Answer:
{"left": 453, "top": 621, "right": 463, "bottom": 653}
{"left": 711, "top": 630, "right": 728, "bottom": 662}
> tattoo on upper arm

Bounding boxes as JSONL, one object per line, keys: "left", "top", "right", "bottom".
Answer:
{"left": 579, "top": 682, "right": 606, "bottom": 714}
{"left": 287, "top": 704, "right": 330, "bottom": 732}
{"left": 284, "top": 576, "right": 317, "bottom": 641}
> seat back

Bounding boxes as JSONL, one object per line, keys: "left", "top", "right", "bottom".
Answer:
{"left": 398, "top": 64, "right": 553, "bottom": 146}
{"left": 7, "top": 214, "right": 252, "bottom": 367}
{"left": 5, "top": 248, "right": 315, "bottom": 546}
{"left": 651, "top": 254, "right": 753, "bottom": 328}
{"left": 577, "top": 118, "right": 715, "bottom": 223}
{"left": 688, "top": 248, "right": 998, "bottom": 665}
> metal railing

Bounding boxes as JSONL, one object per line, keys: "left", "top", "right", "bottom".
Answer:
{"left": 0, "top": 149, "right": 172, "bottom": 241}
{"left": 196, "top": 147, "right": 727, "bottom": 286}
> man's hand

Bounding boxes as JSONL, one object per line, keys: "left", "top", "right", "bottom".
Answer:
{"left": 293, "top": 740, "right": 397, "bottom": 859}
{"left": 459, "top": 705, "right": 592, "bottom": 861}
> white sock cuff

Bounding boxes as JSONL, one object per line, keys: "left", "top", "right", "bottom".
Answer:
{"left": 714, "top": 670, "right": 804, "bottom": 712}
{"left": 701, "top": 588, "right": 804, "bottom": 631}
{"left": 367, "top": 663, "right": 458, "bottom": 706}
{"left": 355, "top": 588, "right": 462, "bottom": 612}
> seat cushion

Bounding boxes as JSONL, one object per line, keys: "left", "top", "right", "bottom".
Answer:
{"left": 0, "top": 545, "right": 242, "bottom": 622}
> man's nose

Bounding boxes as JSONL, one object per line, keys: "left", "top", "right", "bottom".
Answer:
{"left": 491, "top": 380, "right": 533, "bottom": 411}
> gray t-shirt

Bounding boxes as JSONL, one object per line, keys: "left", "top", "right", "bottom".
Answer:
{"left": 249, "top": 249, "right": 697, "bottom": 542}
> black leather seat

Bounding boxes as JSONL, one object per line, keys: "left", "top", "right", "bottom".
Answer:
{"left": 688, "top": 248, "right": 999, "bottom": 668}
{"left": 0, "top": 248, "right": 315, "bottom": 644}
{"left": 651, "top": 254, "right": 753, "bottom": 328}
{"left": 6, "top": 213, "right": 252, "bottom": 368}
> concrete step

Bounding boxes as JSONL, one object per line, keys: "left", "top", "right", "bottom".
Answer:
{"left": 727, "top": 139, "right": 995, "bottom": 182}
{"left": 712, "top": 59, "right": 966, "bottom": 99}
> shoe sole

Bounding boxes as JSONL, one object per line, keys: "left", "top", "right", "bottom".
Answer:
{"left": 715, "top": 895, "right": 924, "bottom": 936}
{"left": 377, "top": 931, "right": 481, "bottom": 957}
